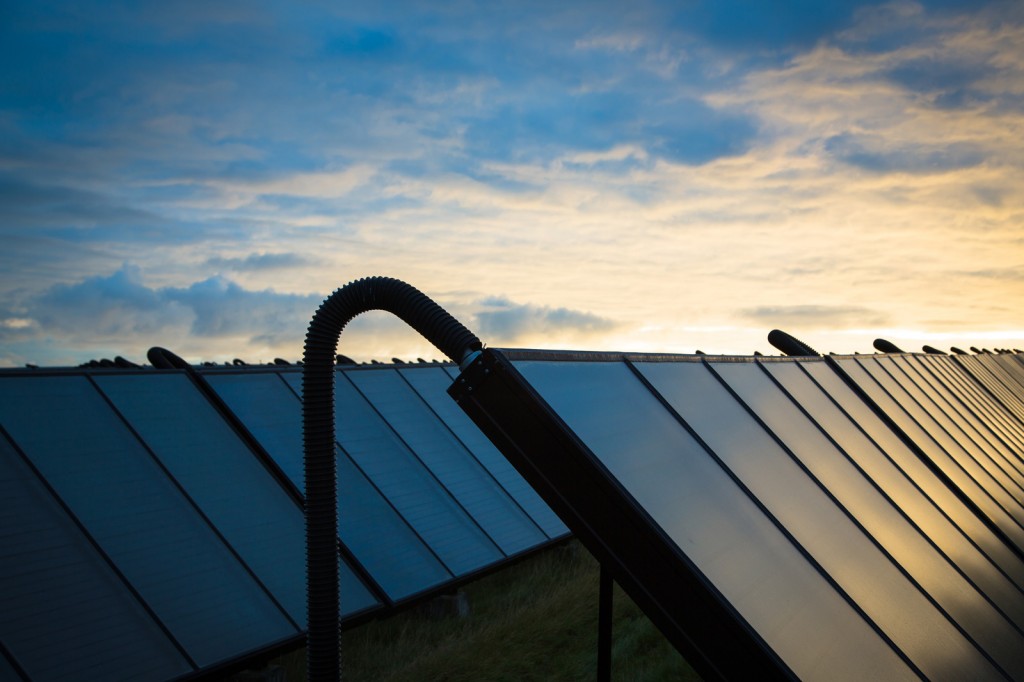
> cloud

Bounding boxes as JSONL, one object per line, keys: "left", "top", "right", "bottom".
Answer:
{"left": 739, "top": 304, "right": 890, "bottom": 329}
{"left": 205, "top": 252, "right": 315, "bottom": 271}
{"left": 669, "top": 0, "right": 865, "bottom": 53}
{"left": 1, "top": 1, "right": 1023, "bottom": 365}
{"left": 0, "top": 175, "right": 162, "bottom": 231}
{"left": 824, "top": 133, "right": 987, "bottom": 173}
{"left": 2, "top": 265, "right": 323, "bottom": 360}
{"left": 472, "top": 296, "right": 619, "bottom": 343}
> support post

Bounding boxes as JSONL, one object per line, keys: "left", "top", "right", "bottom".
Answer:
{"left": 598, "top": 564, "right": 613, "bottom": 682}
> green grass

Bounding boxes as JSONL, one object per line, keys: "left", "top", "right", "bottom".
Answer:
{"left": 262, "top": 542, "right": 700, "bottom": 681}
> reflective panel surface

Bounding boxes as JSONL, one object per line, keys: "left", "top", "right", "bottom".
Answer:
{"left": 0, "top": 433, "right": 191, "bottom": 682}
{"left": 400, "top": 366, "right": 568, "bottom": 538}
{"left": 637, "top": 361, "right": 1006, "bottom": 679}
{"left": 207, "top": 371, "right": 451, "bottom": 600}
{"left": 515, "top": 360, "right": 920, "bottom": 681}
{"left": 0, "top": 376, "right": 292, "bottom": 667}
{"left": 349, "top": 369, "right": 545, "bottom": 556}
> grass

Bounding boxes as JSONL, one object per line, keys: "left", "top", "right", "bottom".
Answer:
{"left": 259, "top": 541, "right": 700, "bottom": 681}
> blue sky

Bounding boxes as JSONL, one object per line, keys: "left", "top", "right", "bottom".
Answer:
{"left": 1, "top": 0, "right": 1023, "bottom": 366}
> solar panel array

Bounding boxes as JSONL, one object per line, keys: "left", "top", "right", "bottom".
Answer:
{"left": 452, "top": 348, "right": 1024, "bottom": 680}
{"left": 0, "top": 364, "right": 567, "bottom": 681}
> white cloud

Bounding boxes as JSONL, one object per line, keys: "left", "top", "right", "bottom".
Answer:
{"left": 2, "top": 1, "right": 1023, "bottom": 366}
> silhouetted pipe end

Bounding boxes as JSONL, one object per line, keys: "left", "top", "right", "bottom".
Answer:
{"left": 147, "top": 346, "right": 191, "bottom": 370}
{"left": 767, "top": 329, "right": 819, "bottom": 357}
{"left": 922, "top": 345, "right": 946, "bottom": 355}
{"left": 873, "top": 338, "right": 905, "bottom": 354}
{"left": 951, "top": 346, "right": 967, "bottom": 355}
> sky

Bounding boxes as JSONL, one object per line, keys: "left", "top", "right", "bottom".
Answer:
{"left": 1, "top": 0, "right": 1023, "bottom": 367}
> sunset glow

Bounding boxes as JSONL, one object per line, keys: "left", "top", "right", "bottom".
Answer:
{"left": 2, "top": 1, "right": 1022, "bottom": 366}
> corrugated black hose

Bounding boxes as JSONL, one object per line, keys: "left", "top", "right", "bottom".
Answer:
{"left": 303, "top": 277, "right": 482, "bottom": 682}
{"left": 767, "top": 329, "right": 820, "bottom": 357}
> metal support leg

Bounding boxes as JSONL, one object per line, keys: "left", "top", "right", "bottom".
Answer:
{"left": 598, "top": 564, "right": 613, "bottom": 682}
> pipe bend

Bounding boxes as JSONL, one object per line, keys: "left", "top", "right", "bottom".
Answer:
{"left": 302, "top": 276, "right": 481, "bottom": 682}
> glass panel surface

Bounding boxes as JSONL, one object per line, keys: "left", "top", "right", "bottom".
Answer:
{"left": 0, "top": 433, "right": 191, "bottom": 682}
{"left": 284, "top": 372, "right": 502, "bottom": 577}
{"left": 763, "top": 361, "right": 1024, "bottom": 624}
{"left": 207, "top": 372, "right": 451, "bottom": 601}
{"left": 349, "top": 369, "right": 545, "bottom": 556}
{"left": 634, "top": 361, "right": 1002, "bottom": 679}
{"left": 801, "top": 362, "right": 1024, "bottom": 587}
{"left": 0, "top": 652, "right": 21, "bottom": 682}
{"left": 400, "top": 366, "right": 568, "bottom": 538}
{"left": 0, "top": 376, "right": 290, "bottom": 667}
{"left": 894, "top": 357, "right": 1024, "bottom": 485}
{"left": 96, "top": 373, "right": 377, "bottom": 623}
{"left": 515, "top": 360, "right": 918, "bottom": 682}
{"left": 872, "top": 357, "right": 1024, "bottom": 503}
{"left": 981, "top": 355, "right": 1024, "bottom": 395}
{"left": 920, "top": 357, "right": 1024, "bottom": 458}
{"left": 960, "top": 356, "right": 1024, "bottom": 424}
{"left": 714, "top": 361, "right": 1024, "bottom": 667}
{"left": 204, "top": 373, "right": 307, "bottom": 485}
{"left": 834, "top": 358, "right": 1024, "bottom": 553}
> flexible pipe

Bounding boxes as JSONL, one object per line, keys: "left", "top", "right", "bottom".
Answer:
{"left": 767, "top": 329, "right": 820, "bottom": 357}
{"left": 303, "top": 276, "right": 482, "bottom": 682}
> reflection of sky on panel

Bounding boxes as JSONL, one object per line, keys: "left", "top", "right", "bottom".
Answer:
{"left": 922, "top": 356, "right": 1024, "bottom": 457}
{"left": 95, "top": 373, "right": 377, "bottom": 623}
{"left": 515, "top": 359, "right": 918, "bottom": 681}
{"left": 348, "top": 368, "right": 546, "bottom": 555}
{"left": 283, "top": 372, "right": 503, "bottom": 578}
{"left": 856, "top": 358, "right": 1024, "bottom": 529}
{"left": 0, "top": 433, "right": 191, "bottom": 681}
{"left": 835, "top": 358, "right": 1024, "bottom": 554}
{"left": 0, "top": 376, "right": 293, "bottom": 667}
{"left": 204, "top": 371, "right": 452, "bottom": 601}
{"left": 637, "top": 361, "right": 1001, "bottom": 679}
{"left": 402, "top": 365, "right": 569, "bottom": 538}
{"left": 709, "top": 361, "right": 1024, "bottom": 670}
{"left": 801, "top": 361, "right": 1024, "bottom": 587}
{"left": 875, "top": 357, "right": 1024, "bottom": 499}
{"left": 760, "top": 360, "right": 1024, "bottom": 629}
{"left": 2, "top": 1, "right": 1024, "bottom": 367}
{"left": 334, "top": 374, "right": 502, "bottom": 575}
{"left": 893, "top": 356, "right": 1024, "bottom": 486}
{"left": 958, "top": 357, "right": 1024, "bottom": 425}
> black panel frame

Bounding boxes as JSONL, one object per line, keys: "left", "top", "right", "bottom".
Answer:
{"left": 449, "top": 349, "right": 792, "bottom": 681}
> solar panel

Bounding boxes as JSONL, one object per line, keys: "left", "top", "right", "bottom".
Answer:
{"left": 831, "top": 357, "right": 1024, "bottom": 554}
{"left": 0, "top": 376, "right": 295, "bottom": 669}
{"left": 288, "top": 370, "right": 507, "bottom": 576}
{"left": 346, "top": 368, "right": 547, "bottom": 556}
{"left": 958, "top": 355, "right": 1024, "bottom": 425}
{"left": 2, "top": 359, "right": 569, "bottom": 680}
{"left": 204, "top": 371, "right": 453, "bottom": 601}
{"left": 93, "top": 373, "right": 377, "bottom": 625}
{"left": 451, "top": 349, "right": 1024, "bottom": 679}
{"left": 761, "top": 359, "right": 1024, "bottom": 608}
{"left": 863, "top": 357, "right": 1024, "bottom": 507}
{"left": 707, "top": 360, "right": 1024, "bottom": 667}
{"left": 1, "top": 431, "right": 191, "bottom": 682}
{"left": 890, "top": 356, "right": 1024, "bottom": 486}
{"left": 401, "top": 366, "right": 568, "bottom": 539}
{"left": 914, "top": 355, "right": 1024, "bottom": 462}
